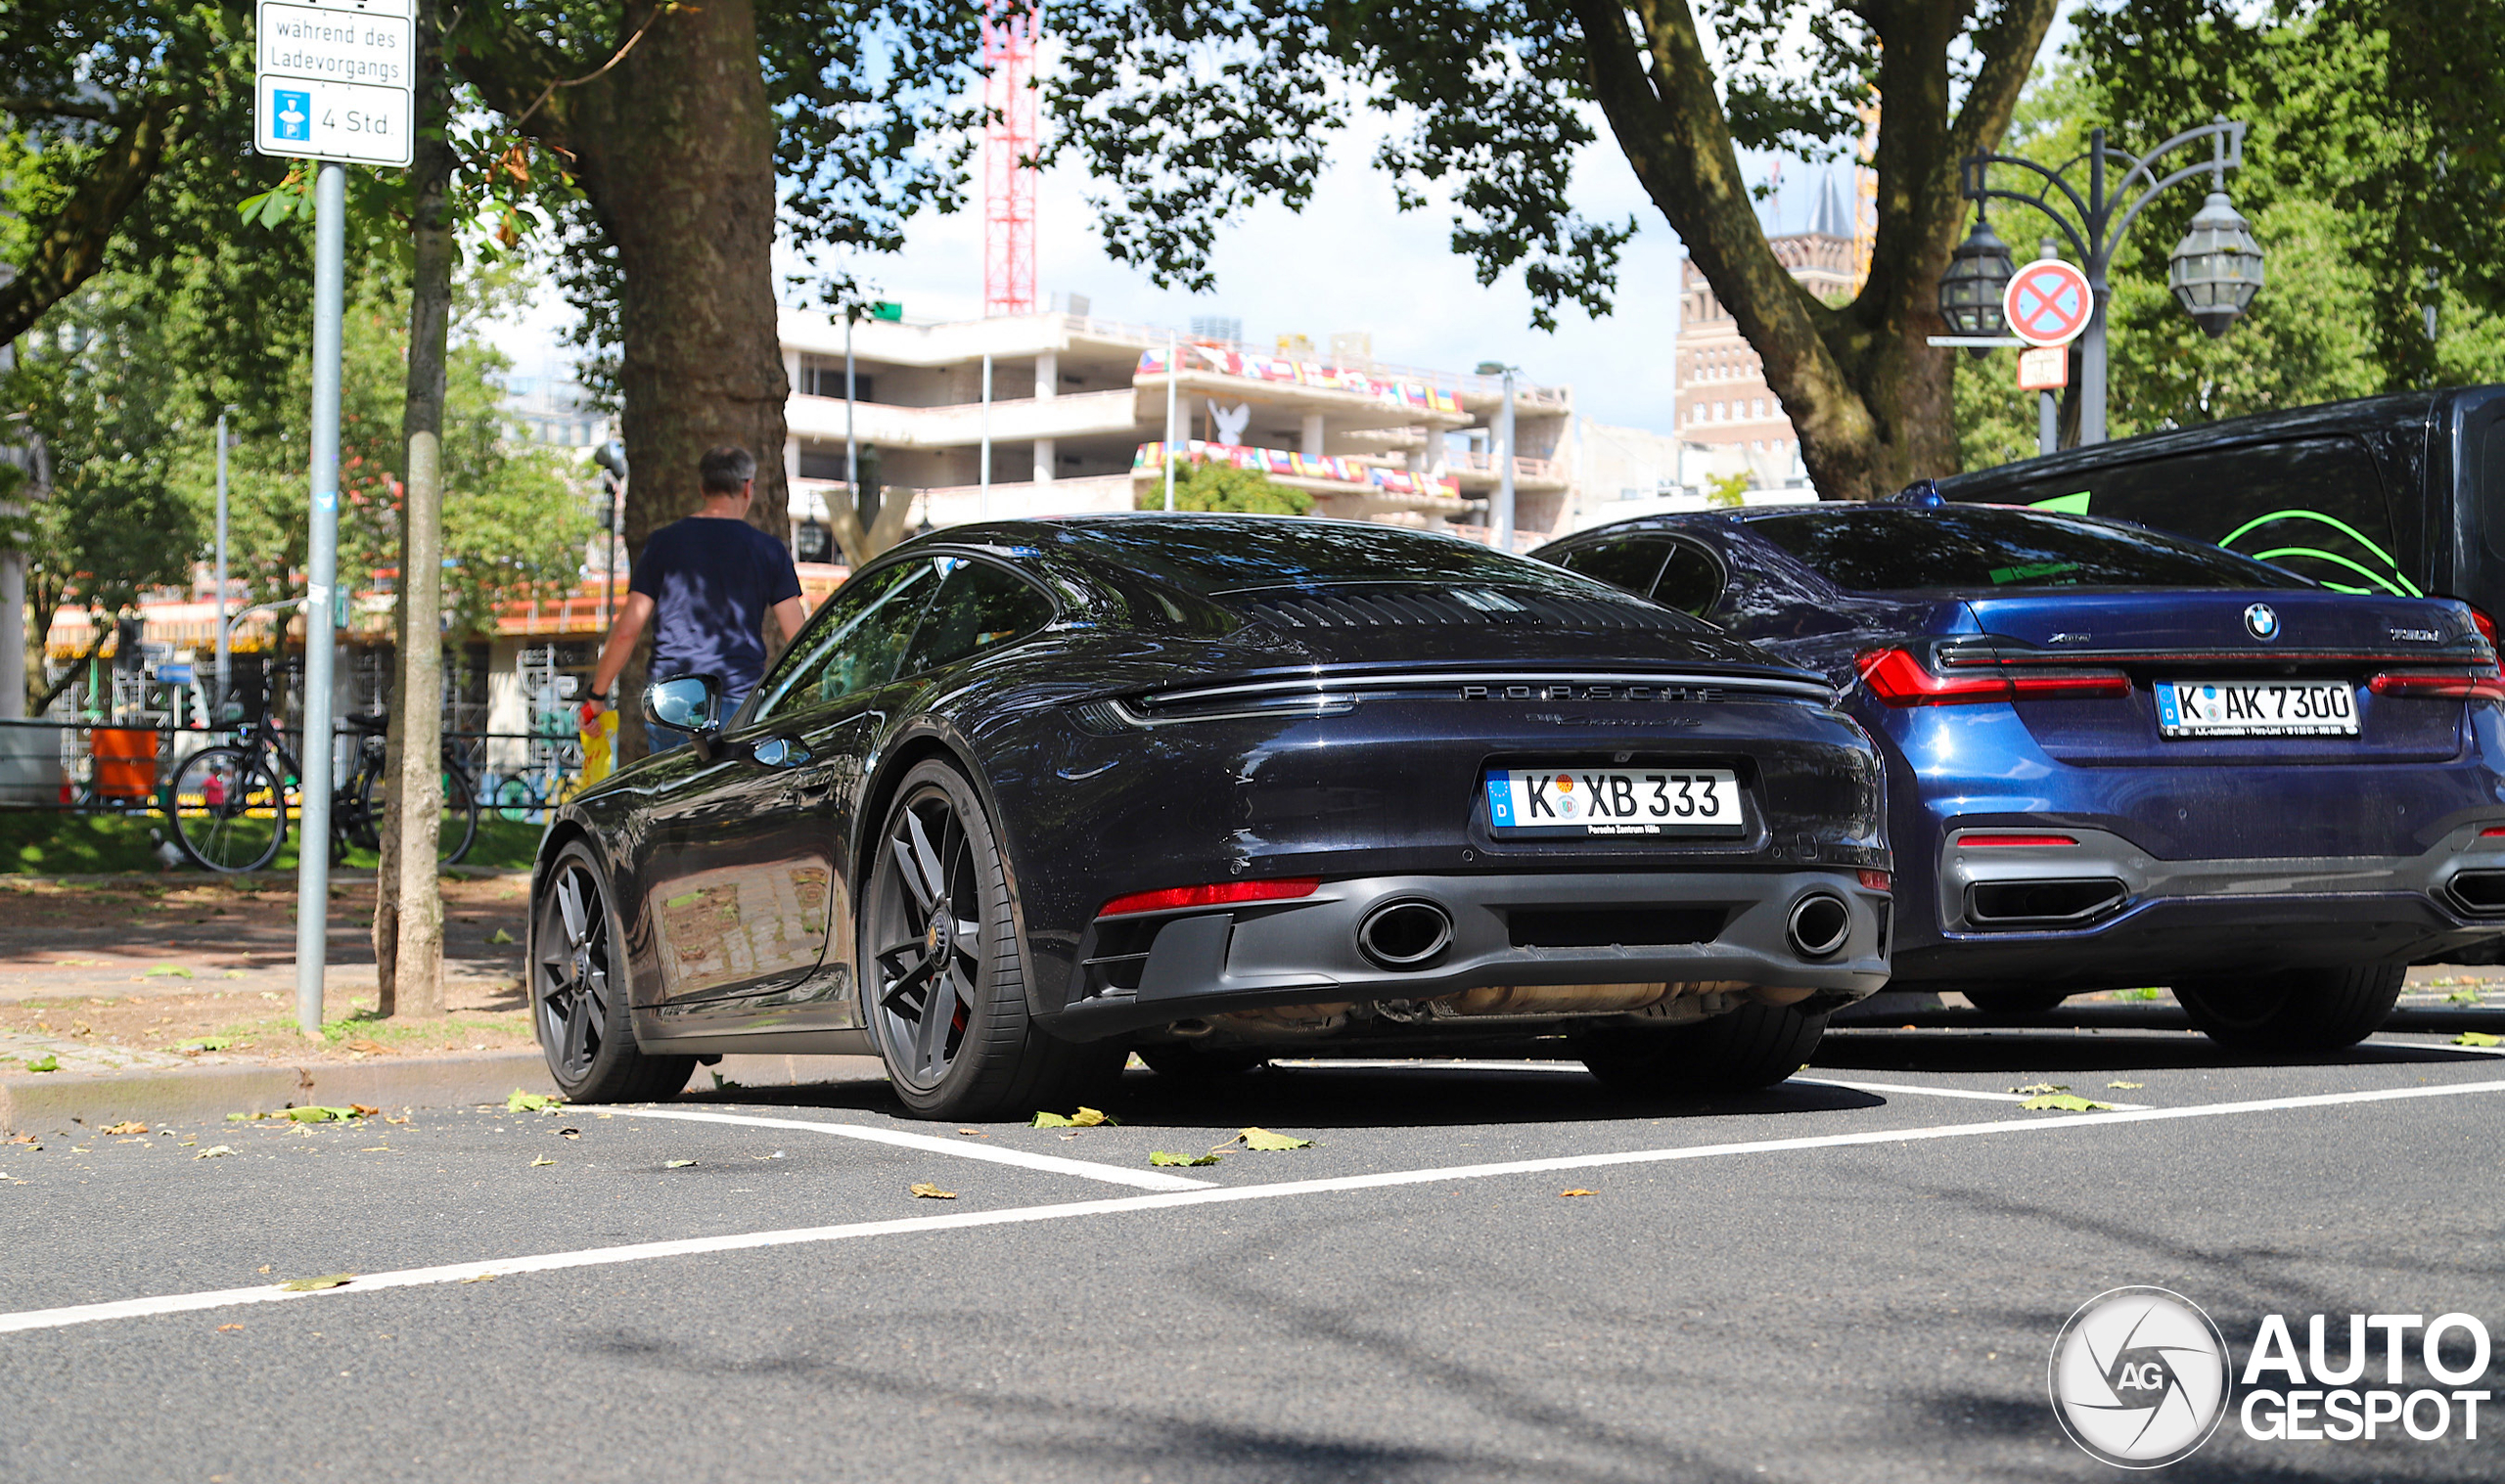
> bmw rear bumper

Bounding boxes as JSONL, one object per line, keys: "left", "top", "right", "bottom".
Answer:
{"left": 1042, "top": 869, "right": 1891, "bottom": 1042}
{"left": 1893, "top": 821, "right": 2505, "bottom": 984}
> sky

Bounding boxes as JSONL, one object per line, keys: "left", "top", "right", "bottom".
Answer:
{"left": 482, "top": 5, "right": 2085, "bottom": 436}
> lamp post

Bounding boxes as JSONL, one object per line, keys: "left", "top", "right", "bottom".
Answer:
{"left": 592, "top": 439, "right": 627, "bottom": 629}
{"left": 1475, "top": 361, "right": 1519, "bottom": 551}
{"left": 1943, "top": 115, "right": 2262, "bottom": 446}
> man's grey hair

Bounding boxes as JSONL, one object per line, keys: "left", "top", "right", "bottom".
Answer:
{"left": 700, "top": 444, "right": 756, "bottom": 495}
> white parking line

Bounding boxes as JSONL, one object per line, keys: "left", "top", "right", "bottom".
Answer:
{"left": 1798, "top": 1077, "right": 2153, "bottom": 1110}
{"left": 605, "top": 1106, "right": 1215, "bottom": 1192}
{"left": 7, "top": 1076, "right": 2500, "bottom": 1337}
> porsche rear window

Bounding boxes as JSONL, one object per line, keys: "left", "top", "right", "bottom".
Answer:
{"left": 1061, "top": 516, "right": 1631, "bottom": 601}
{"left": 1742, "top": 507, "right": 2313, "bottom": 593}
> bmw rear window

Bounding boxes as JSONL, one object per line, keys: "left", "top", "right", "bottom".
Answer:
{"left": 1742, "top": 507, "right": 2314, "bottom": 593}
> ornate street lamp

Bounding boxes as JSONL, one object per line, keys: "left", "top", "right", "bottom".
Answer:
{"left": 1938, "top": 209, "right": 2017, "bottom": 341}
{"left": 2168, "top": 189, "right": 2266, "bottom": 338}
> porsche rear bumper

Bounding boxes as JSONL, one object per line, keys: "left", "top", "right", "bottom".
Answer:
{"left": 1043, "top": 869, "right": 1891, "bottom": 1041}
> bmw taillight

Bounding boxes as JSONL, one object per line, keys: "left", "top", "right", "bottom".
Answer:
{"left": 2367, "top": 672, "right": 2505, "bottom": 701}
{"left": 2468, "top": 606, "right": 2505, "bottom": 682}
{"left": 1854, "top": 648, "right": 2130, "bottom": 707}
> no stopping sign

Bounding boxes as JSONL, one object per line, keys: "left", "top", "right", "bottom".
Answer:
{"left": 2003, "top": 259, "right": 2094, "bottom": 347}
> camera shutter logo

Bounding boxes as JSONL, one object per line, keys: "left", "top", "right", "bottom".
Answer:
{"left": 2048, "top": 1286, "right": 2233, "bottom": 1467}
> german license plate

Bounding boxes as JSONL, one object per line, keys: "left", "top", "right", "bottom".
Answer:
{"left": 2156, "top": 679, "right": 2358, "bottom": 738}
{"left": 1483, "top": 766, "right": 1745, "bottom": 837}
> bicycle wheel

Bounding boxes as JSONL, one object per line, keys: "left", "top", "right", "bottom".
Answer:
{"left": 169, "top": 745, "right": 288, "bottom": 873}
{"left": 362, "top": 761, "right": 481, "bottom": 867}
{"left": 492, "top": 775, "right": 540, "bottom": 823}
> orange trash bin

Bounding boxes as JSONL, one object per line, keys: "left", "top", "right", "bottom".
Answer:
{"left": 90, "top": 727, "right": 160, "bottom": 801}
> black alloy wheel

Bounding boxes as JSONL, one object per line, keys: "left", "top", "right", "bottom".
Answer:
{"left": 863, "top": 760, "right": 1118, "bottom": 1120}
{"left": 2172, "top": 965, "right": 2405, "bottom": 1053}
{"left": 531, "top": 842, "right": 694, "bottom": 1102}
{"left": 1573, "top": 1001, "right": 1830, "bottom": 1096}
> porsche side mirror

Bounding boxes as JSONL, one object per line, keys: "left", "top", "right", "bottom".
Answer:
{"left": 644, "top": 674, "right": 723, "bottom": 736}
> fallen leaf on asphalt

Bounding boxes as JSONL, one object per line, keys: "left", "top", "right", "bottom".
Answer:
{"left": 956, "top": 1128, "right": 983, "bottom": 1136}
{"left": 557, "top": 1128, "right": 580, "bottom": 1140}
{"left": 1559, "top": 1189, "right": 1598, "bottom": 1197}
{"left": 101, "top": 1121, "right": 147, "bottom": 1136}
{"left": 216, "top": 1324, "right": 243, "bottom": 1331}
{"left": 278, "top": 1274, "right": 353, "bottom": 1292}
{"left": 1031, "top": 1111, "right": 1075, "bottom": 1128}
{"left": 2021, "top": 1093, "right": 2114, "bottom": 1112}
{"left": 282, "top": 1106, "right": 363, "bottom": 1123}
{"left": 530, "top": 1155, "right": 555, "bottom": 1167}
{"left": 487, "top": 928, "right": 515, "bottom": 945}
{"left": 2107, "top": 1081, "right": 2146, "bottom": 1090}
{"left": 345, "top": 1039, "right": 387, "bottom": 1055}
{"left": 908, "top": 1182, "right": 957, "bottom": 1198}
{"left": 23, "top": 1056, "right": 59, "bottom": 1073}
{"left": 257, "top": 1266, "right": 272, "bottom": 1275}
{"left": 1032, "top": 1105, "right": 1117, "bottom": 1128}
{"left": 194, "top": 1146, "right": 236, "bottom": 1158}
{"left": 460, "top": 1274, "right": 496, "bottom": 1283}
{"left": 2454, "top": 1031, "right": 2504, "bottom": 1048}
{"left": 2009, "top": 1083, "right": 2070, "bottom": 1096}
{"left": 663, "top": 1159, "right": 697, "bottom": 1169}
{"left": 507, "top": 1091, "right": 564, "bottom": 1114}
{"left": 1238, "top": 1127, "right": 1312, "bottom": 1151}
{"left": 1149, "top": 1149, "right": 1223, "bottom": 1167}
{"left": 141, "top": 966, "right": 194, "bottom": 979}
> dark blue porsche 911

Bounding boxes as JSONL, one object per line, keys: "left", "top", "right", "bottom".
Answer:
{"left": 1536, "top": 497, "right": 2505, "bottom": 1050}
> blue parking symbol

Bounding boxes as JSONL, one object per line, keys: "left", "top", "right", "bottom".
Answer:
{"left": 272, "top": 89, "right": 311, "bottom": 141}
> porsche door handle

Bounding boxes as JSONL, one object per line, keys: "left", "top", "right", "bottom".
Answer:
{"left": 777, "top": 765, "right": 838, "bottom": 810}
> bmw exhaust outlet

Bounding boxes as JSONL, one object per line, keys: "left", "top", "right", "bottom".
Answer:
{"left": 1785, "top": 892, "right": 1852, "bottom": 960}
{"left": 1356, "top": 899, "right": 1455, "bottom": 969}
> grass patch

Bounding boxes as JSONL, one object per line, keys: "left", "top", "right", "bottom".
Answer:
{"left": 0, "top": 806, "right": 541, "bottom": 876}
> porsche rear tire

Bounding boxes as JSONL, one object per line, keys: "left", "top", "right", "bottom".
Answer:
{"left": 531, "top": 842, "right": 696, "bottom": 1103}
{"left": 863, "top": 760, "right": 1120, "bottom": 1120}
{"left": 2173, "top": 964, "right": 2404, "bottom": 1052}
{"left": 1573, "top": 1002, "right": 1828, "bottom": 1096}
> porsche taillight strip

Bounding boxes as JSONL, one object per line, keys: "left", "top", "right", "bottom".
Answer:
{"left": 1128, "top": 668, "right": 1837, "bottom": 714}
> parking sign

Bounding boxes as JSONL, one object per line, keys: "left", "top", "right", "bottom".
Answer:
{"left": 253, "top": 0, "right": 414, "bottom": 168}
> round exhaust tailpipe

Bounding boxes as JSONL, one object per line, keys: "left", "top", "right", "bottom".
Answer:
{"left": 1357, "top": 899, "right": 1454, "bottom": 970}
{"left": 1786, "top": 893, "right": 1851, "bottom": 960}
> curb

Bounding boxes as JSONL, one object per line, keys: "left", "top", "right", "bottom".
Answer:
{"left": 0, "top": 1051, "right": 888, "bottom": 1133}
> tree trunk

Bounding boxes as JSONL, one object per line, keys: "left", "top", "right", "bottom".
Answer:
{"left": 455, "top": 1, "right": 792, "bottom": 761}
{"left": 1565, "top": 0, "right": 2055, "bottom": 500}
{"left": 379, "top": 0, "right": 450, "bottom": 1017}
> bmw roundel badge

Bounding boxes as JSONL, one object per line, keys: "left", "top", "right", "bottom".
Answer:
{"left": 2244, "top": 603, "right": 2280, "bottom": 641}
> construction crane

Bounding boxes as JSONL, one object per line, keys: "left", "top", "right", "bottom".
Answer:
{"left": 981, "top": 1, "right": 1039, "bottom": 317}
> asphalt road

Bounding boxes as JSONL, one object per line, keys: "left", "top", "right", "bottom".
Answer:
{"left": 5, "top": 1010, "right": 2505, "bottom": 1482}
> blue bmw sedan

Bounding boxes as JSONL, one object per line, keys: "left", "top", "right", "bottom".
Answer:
{"left": 1535, "top": 498, "right": 2505, "bottom": 1050}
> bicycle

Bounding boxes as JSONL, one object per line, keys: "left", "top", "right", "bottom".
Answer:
{"left": 167, "top": 660, "right": 480, "bottom": 874}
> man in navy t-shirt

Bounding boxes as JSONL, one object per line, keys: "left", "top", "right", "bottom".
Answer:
{"left": 586, "top": 445, "right": 806, "bottom": 748}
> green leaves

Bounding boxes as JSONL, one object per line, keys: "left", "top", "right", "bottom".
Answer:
{"left": 1239, "top": 1127, "right": 1313, "bottom": 1151}
{"left": 1031, "top": 1106, "right": 1116, "bottom": 1129}
{"left": 277, "top": 1274, "right": 354, "bottom": 1292}
{"left": 506, "top": 1091, "right": 564, "bottom": 1114}
{"left": 1149, "top": 1149, "right": 1224, "bottom": 1167}
{"left": 23, "top": 1055, "right": 59, "bottom": 1073}
{"left": 2022, "top": 1093, "right": 2116, "bottom": 1112}
{"left": 2453, "top": 1032, "right": 2503, "bottom": 1048}
{"left": 141, "top": 965, "right": 194, "bottom": 978}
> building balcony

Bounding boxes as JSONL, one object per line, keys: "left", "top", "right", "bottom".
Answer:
{"left": 1446, "top": 450, "right": 1570, "bottom": 493}
{"left": 786, "top": 387, "right": 1140, "bottom": 449}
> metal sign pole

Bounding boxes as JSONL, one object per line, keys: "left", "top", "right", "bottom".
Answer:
{"left": 1162, "top": 332, "right": 1178, "bottom": 512}
{"left": 1493, "top": 369, "right": 1517, "bottom": 551}
{"left": 213, "top": 411, "right": 232, "bottom": 709}
{"left": 295, "top": 159, "right": 346, "bottom": 1039}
